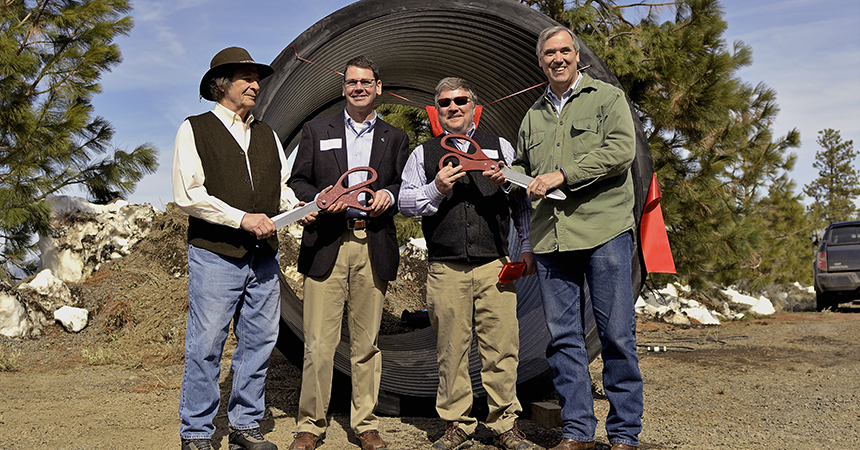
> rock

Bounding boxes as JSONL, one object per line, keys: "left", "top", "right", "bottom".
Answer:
{"left": 53, "top": 305, "right": 89, "bottom": 332}
{"left": 531, "top": 401, "right": 562, "bottom": 428}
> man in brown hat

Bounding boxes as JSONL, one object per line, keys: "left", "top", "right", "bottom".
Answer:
{"left": 172, "top": 46, "right": 309, "bottom": 450}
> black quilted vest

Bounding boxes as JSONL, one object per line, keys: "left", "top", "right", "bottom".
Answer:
{"left": 186, "top": 112, "right": 280, "bottom": 258}
{"left": 421, "top": 130, "right": 511, "bottom": 261}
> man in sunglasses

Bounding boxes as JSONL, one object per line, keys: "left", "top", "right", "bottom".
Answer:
{"left": 287, "top": 55, "right": 410, "bottom": 450}
{"left": 399, "top": 77, "right": 535, "bottom": 450}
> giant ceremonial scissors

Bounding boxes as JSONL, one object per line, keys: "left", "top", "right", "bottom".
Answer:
{"left": 272, "top": 166, "right": 377, "bottom": 229}
{"left": 438, "top": 134, "right": 566, "bottom": 201}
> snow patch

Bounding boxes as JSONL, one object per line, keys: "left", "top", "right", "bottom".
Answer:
{"left": 398, "top": 238, "right": 428, "bottom": 282}
{"left": 400, "top": 237, "right": 427, "bottom": 254}
{"left": 722, "top": 287, "right": 776, "bottom": 316}
{"left": 637, "top": 283, "right": 780, "bottom": 325}
{"left": 18, "top": 269, "right": 74, "bottom": 307}
{"left": 0, "top": 290, "right": 32, "bottom": 337}
{"left": 37, "top": 195, "right": 157, "bottom": 283}
{"left": 0, "top": 196, "right": 158, "bottom": 337}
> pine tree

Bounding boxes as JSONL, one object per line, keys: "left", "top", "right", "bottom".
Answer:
{"left": 803, "top": 129, "right": 859, "bottom": 228}
{"left": 376, "top": 104, "right": 430, "bottom": 245}
{"left": 0, "top": 0, "right": 158, "bottom": 278}
{"left": 376, "top": 104, "right": 432, "bottom": 150}
{"left": 754, "top": 176, "right": 814, "bottom": 286}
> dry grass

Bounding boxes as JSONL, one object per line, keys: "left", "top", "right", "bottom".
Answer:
{"left": 81, "top": 343, "right": 143, "bottom": 368}
{"left": 0, "top": 340, "right": 21, "bottom": 371}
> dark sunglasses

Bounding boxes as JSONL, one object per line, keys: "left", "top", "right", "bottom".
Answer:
{"left": 437, "top": 96, "right": 470, "bottom": 108}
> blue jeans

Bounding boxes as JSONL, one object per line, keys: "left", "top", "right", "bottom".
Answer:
{"left": 535, "top": 232, "right": 642, "bottom": 447}
{"left": 179, "top": 244, "right": 281, "bottom": 439}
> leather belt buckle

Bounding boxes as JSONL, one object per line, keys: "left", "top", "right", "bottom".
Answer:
{"left": 348, "top": 218, "right": 367, "bottom": 230}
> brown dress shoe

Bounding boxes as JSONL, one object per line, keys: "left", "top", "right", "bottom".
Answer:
{"left": 289, "top": 432, "right": 320, "bottom": 450}
{"left": 358, "top": 430, "right": 388, "bottom": 450}
{"left": 610, "top": 444, "right": 638, "bottom": 450}
{"left": 550, "top": 438, "right": 596, "bottom": 450}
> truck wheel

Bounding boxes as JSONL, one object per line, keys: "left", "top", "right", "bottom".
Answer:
{"left": 815, "top": 292, "right": 838, "bottom": 311}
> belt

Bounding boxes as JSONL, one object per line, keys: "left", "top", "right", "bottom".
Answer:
{"left": 347, "top": 218, "right": 368, "bottom": 230}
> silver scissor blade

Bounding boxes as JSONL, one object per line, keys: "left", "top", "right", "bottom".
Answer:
{"left": 272, "top": 202, "right": 321, "bottom": 229}
{"left": 500, "top": 167, "right": 567, "bottom": 201}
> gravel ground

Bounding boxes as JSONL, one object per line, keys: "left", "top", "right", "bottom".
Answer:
{"left": 2, "top": 310, "right": 858, "bottom": 449}
{"left": 7, "top": 205, "right": 857, "bottom": 449}
{"left": 632, "top": 310, "right": 860, "bottom": 449}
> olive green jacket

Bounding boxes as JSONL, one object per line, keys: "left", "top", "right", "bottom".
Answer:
{"left": 513, "top": 73, "right": 636, "bottom": 254}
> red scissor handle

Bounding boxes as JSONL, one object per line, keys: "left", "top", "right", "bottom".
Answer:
{"left": 316, "top": 166, "right": 378, "bottom": 212}
{"left": 438, "top": 134, "right": 501, "bottom": 172}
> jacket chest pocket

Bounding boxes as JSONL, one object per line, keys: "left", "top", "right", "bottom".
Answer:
{"left": 568, "top": 117, "right": 601, "bottom": 155}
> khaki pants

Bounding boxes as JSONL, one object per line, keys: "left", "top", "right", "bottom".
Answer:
{"left": 296, "top": 228, "right": 387, "bottom": 435}
{"left": 427, "top": 257, "right": 522, "bottom": 436}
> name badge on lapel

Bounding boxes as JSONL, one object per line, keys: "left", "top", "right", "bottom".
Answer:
{"left": 320, "top": 138, "right": 342, "bottom": 151}
{"left": 482, "top": 149, "right": 500, "bottom": 160}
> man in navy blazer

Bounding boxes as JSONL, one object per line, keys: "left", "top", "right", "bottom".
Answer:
{"left": 287, "top": 55, "right": 409, "bottom": 450}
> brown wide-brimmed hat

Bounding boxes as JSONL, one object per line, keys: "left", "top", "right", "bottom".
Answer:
{"left": 199, "top": 47, "right": 274, "bottom": 101}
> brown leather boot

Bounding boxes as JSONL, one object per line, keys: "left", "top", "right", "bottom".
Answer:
{"left": 288, "top": 432, "right": 319, "bottom": 450}
{"left": 549, "top": 438, "right": 596, "bottom": 450}
{"left": 358, "top": 430, "right": 388, "bottom": 450}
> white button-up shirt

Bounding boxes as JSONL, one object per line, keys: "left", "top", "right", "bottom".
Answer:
{"left": 172, "top": 103, "right": 298, "bottom": 228}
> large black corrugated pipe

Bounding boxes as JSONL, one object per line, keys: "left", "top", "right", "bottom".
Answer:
{"left": 263, "top": 0, "right": 653, "bottom": 416}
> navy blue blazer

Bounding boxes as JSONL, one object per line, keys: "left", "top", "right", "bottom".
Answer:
{"left": 288, "top": 112, "right": 410, "bottom": 281}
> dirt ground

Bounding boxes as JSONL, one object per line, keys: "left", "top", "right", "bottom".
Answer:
{"left": 3, "top": 311, "right": 859, "bottom": 450}
{"left": 2, "top": 209, "right": 859, "bottom": 449}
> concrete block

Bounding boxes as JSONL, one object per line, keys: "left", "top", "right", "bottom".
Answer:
{"left": 531, "top": 401, "right": 562, "bottom": 428}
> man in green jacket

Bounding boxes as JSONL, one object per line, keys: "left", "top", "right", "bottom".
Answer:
{"left": 508, "top": 25, "right": 643, "bottom": 450}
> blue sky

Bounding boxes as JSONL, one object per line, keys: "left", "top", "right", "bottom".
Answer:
{"left": 89, "top": 0, "right": 860, "bottom": 209}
